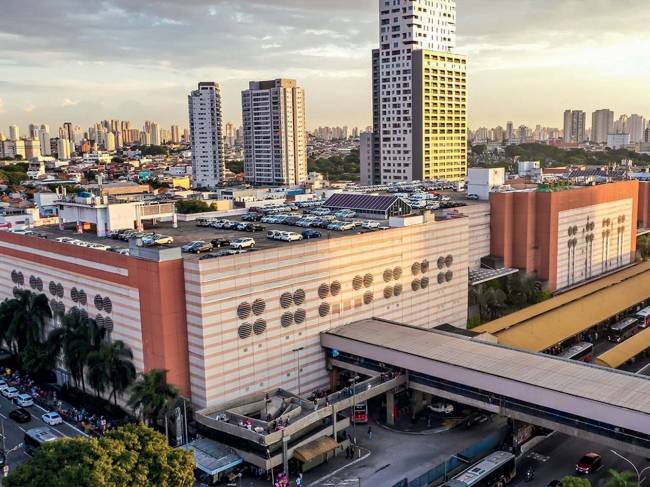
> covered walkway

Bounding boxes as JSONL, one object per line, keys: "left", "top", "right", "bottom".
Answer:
{"left": 596, "top": 327, "right": 650, "bottom": 368}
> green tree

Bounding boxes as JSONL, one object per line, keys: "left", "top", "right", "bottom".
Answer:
{"left": 5, "top": 424, "right": 195, "bottom": 487}
{"left": 561, "top": 477, "right": 592, "bottom": 487}
{"left": 226, "top": 160, "right": 244, "bottom": 174}
{"left": 638, "top": 235, "right": 650, "bottom": 261}
{"left": 87, "top": 340, "right": 136, "bottom": 405}
{"left": 0, "top": 290, "right": 52, "bottom": 358}
{"left": 600, "top": 469, "right": 637, "bottom": 487}
{"left": 175, "top": 199, "right": 216, "bottom": 214}
{"left": 128, "top": 369, "right": 180, "bottom": 427}
{"left": 469, "top": 284, "right": 507, "bottom": 321}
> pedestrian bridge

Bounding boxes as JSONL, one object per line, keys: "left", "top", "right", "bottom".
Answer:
{"left": 321, "top": 318, "right": 650, "bottom": 457}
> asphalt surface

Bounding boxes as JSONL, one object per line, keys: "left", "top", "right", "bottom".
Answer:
{"left": 0, "top": 392, "right": 85, "bottom": 472}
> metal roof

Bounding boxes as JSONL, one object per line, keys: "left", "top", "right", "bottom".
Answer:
{"left": 179, "top": 438, "right": 242, "bottom": 476}
{"left": 596, "top": 327, "right": 650, "bottom": 369}
{"left": 323, "top": 193, "right": 403, "bottom": 212}
{"left": 324, "top": 319, "right": 650, "bottom": 415}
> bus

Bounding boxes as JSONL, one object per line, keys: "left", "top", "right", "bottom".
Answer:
{"left": 607, "top": 317, "right": 642, "bottom": 343}
{"left": 634, "top": 306, "right": 650, "bottom": 329}
{"left": 441, "top": 451, "right": 516, "bottom": 487}
{"left": 353, "top": 402, "right": 368, "bottom": 424}
{"left": 24, "top": 427, "right": 59, "bottom": 456}
{"left": 559, "top": 342, "right": 594, "bottom": 362}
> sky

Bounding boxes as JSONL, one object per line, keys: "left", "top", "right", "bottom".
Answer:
{"left": 1, "top": 0, "right": 649, "bottom": 133}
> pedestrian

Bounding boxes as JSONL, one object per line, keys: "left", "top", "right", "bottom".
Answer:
{"left": 313, "top": 398, "right": 318, "bottom": 411}
{"left": 296, "top": 473, "right": 303, "bottom": 487}
{"left": 367, "top": 426, "right": 373, "bottom": 440}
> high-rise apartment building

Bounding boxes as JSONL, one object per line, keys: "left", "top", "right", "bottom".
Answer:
{"left": 150, "top": 123, "right": 161, "bottom": 146}
{"left": 591, "top": 109, "right": 614, "bottom": 144}
{"left": 614, "top": 115, "right": 629, "bottom": 135}
{"left": 188, "top": 82, "right": 225, "bottom": 188}
{"left": 241, "top": 79, "right": 307, "bottom": 186}
{"left": 9, "top": 125, "right": 19, "bottom": 141}
{"left": 224, "top": 122, "right": 236, "bottom": 147}
{"left": 171, "top": 125, "right": 180, "bottom": 144}
{"left": 563, "top": 110, "right": 586, "bottom": 143}
{"left": 359, "top": 131, "right": 374, "bottom": 186}
{"left": 628, "top": 114, "right": 646, "bottom": 143}
{"left": 373, "top": 0, "right": 466, "bottom": 183}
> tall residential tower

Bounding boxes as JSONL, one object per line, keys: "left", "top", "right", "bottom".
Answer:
{"left": 188, "top": 82, "right": 225, "bottom": 188}
{"left": 591, "top": 109, "right": 614, "bottom": 144}
{"left": 241, "top": 79, "right": 307, "bottom": 186}
{"left": 367, "top": 0, "right": 467, "bottom": 184}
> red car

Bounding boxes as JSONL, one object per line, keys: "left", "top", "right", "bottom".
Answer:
{"left": 575, "top": 452, "right": 602, "bottom": 474}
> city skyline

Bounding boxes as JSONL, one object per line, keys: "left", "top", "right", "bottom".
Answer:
{"left": 1, "top": 0, "right": 649, "bottom": 130}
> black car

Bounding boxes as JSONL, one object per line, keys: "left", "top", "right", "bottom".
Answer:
{"left": 242, "top": 213, "right": 262, "bottom": 222}
{"left": 244, "top": 224, "right": 265, "bottom": 233}
{"left": 211, "top": 238, "right": 231, "bottom": 249}
{"left": 9, "top": 407, "right": 31, "bottom": 423}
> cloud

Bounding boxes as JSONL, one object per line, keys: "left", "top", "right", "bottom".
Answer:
{"left": 62, "top": 98, "right": 80, "bottom": 107}
{"left": 23, "top": 104, "right": 35, "bottom": 113}
{"left": 0, "top": 98, "right": 4, "bottom": 113}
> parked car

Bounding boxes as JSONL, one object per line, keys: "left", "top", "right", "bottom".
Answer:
{"left": 14, "top": 393, "right": 34, "bottom": 407}
{"left": 9, "top": 408, "right": 31, "bottom": 423}
{"left": 575, "top": 453, "right": 602, "bottom": 474}
{"left": 284, "top": 232, "right": 303, "bottom": 242}
{"left": 42, "top": 411, "right": 64, "bottom": 426}
{"left": 181, "top": 241, "right": 213, "bottom": 254}
{"left": 545, "top": 481, "right": 563, "bottom": 487}
{"left": 195, "top": 219, "right": 213, "bottom": 227}
{"left": 115, "top": 249, "right": 130, "bottom": 256}
{"left": 88, "top": 243, "right": 112, "bottom": 251}
{"left": 230, "top": 238, "right": 256, "bottom": 249}
{"left": 302, "top": 230, "right": 322, "bottom": 239}
{"left": 338, "top": 222, "right": 356, "bottom": 231}
{"left": 210, "top": 238, "right": 231, "bottom": 249}
{"left": 362, "top": 221, "right": 380, "bottom": 229}
{"left": 55, "top": 237, "right": 76, "bottom": 244}
{"left": 467, "top": 194, "right": 480, "bottom": 201}
{"left": 0, "top": 379, "right": 8, "bottom": 392}
{"left": 145, "top": 235, "right": 174, "bottom": 246}
{"left": 427, "top": 402, "right": 454, "bottom": 414}
{"left": 243, "top": 224, "right": 265, "bottom": 233}
{"left": 267, "top": 230, "right": 282, "bottom": 240}
{"left": 2, "top": 387, "right": 19, "bottom": 399}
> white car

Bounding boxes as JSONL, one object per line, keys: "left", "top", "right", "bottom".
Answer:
{"left": 14, "top": 393, "right": 34, "bottom": 407}
{"left": 2, "top": 387, "right": 19, "bottom": 399}
{"left": 71, "top": 240, "right": 90, "bottom": 247}
{"left": 88, "top": 243, "right": 111, "bottom": 251}
{"left": 230, "top": 238, "right": 255, "bottom": 249}
{"left": 116, "top": 248, "right": 130, "bottom": 256}
{"left": 427, "top": 402, "right": 454, "bottom": 414}
{"left": 285, "top": 232, "right": 303, "bottom": 242}
{"left": 55, "top": 237, "right": 75, "bottom": 244}
{"left": 362, "top": 221, "right": 380, "bottom": 229}
{"left": 42, "top": 411, "right": 63, "bottom": 426}
{"left": 338, "top": 222, "right": 356, "bottom": 231}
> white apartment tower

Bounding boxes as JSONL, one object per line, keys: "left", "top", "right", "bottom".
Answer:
{"left": 241, "top": 79, "right": 308, "bottom": 186}
{"left": 591, "top": 109, "right": 614, "bottom": 144}
{"left": 188, "top": 82, "right": 225, "bottom": 188}
{"left": 375, "top": 0, "right": 465, "bottom": 183}
{"left": 9, "top": 125, "right": 19, "bottom": 141}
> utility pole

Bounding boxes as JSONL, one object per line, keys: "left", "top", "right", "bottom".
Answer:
{"left": 182, "top": 398, "right": 189, "bottom": 445}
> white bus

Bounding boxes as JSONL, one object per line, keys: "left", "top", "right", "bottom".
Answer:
{"left": 24, "top": 427, "right": 59, "bottom": 456}
{"left": 441, "top": 451, "right": 516, "bottom": 487}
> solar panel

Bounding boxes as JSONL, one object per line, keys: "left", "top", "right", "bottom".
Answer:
{"left": 324, "top": 193, "right": 401, "bottom": 212}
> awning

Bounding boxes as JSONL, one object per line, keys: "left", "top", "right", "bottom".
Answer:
{"left": 179, "top": 438, "right": 242, "bottom": 476}
{"left": 293, "top": 436, "right": 338, "bottom": 463}
{"left": 596, "top": 327, "right": 650, "bottom": 369}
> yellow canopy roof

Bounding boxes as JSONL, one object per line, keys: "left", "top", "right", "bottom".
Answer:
{"left": 293, "top": 436, "right": 338, "bottom": 463}
{"left": 596, "top": 327, "right": 650, "bottom": 369}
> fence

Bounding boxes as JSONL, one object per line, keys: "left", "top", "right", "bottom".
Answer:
{"left": 391, "top": 425, "right": 509, "bottom": 487}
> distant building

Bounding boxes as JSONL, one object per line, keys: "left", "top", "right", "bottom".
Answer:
{"left": 56, "top": 138, "right": 71, "bottom": 160}
{"left": 241, "top": 79, "right": 307, "bottom": 186}
{"left": 359, "top": 132, "right": 373, "bottom": 186}
{"left": 563, "top": 110, "right": 586, "bottom": 143}
{"left": 608, "top": 133, "right": 631, "bottom": 149}
{"left": 591, "top": 109, "right": 614, "bottom": 144}
{"left": 628, "top": 114, "right": 646, "bottom": 143}
{"left": 24, "top": 138, "right": 41, "bottom": 160}
{"left": 170, "top": 125, "right": 180, "bottom": 144}
{"left": 188, "top": 82, "right": 225, "bottom": 189}
{"left": 9, "top": 125, "right": 19, "bottom": 141}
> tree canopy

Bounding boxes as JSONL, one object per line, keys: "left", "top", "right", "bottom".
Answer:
{"left": 175, "top": 199, "right": 218, "bottom": 214}
{"left": 308, "top": 150, "right": 360, "bottom": 181}
{"left": 504, "top": 143, "right": 650, "bottom": 167}
{"left": 6, "top": 424, "right": 195, "bottom": 487}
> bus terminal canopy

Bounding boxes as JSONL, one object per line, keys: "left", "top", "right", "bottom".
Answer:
{"left": 474, "top": 262, "right": 650, "bottom": 352}
{"left": 293, "top": 436, "right": 338, "bottom": 463}
{"left": 596, "top": 327, "right": 650, "bottom": 369}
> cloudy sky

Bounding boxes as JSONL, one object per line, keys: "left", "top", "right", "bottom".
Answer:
{"left": 1, "top": 0, "right": 649, "bottom": 133}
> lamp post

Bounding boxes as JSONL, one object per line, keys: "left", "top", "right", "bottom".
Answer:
{"left": 292, "top": 346, "right": 304, "bottom": 396}
{"left": 610, "top": 449, "right": 650, "bottom": 486}
{"left": 349, "top": 375, "right": 360, "bottom": 450}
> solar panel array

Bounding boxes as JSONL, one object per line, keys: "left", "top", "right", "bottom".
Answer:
{"left": 323, "top": 193, "right": 401, "bottom": 212}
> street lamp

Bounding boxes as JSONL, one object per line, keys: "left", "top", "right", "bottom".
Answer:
{"left": 292, "top": 347, "right": 304, "bottom": 396}
{"left": 610, "top": 449, "right": 650, "bottom": 486}
{"left": 349, "top": 375, "right": 360, "bottom": 450}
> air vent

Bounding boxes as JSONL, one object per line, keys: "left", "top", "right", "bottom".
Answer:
{"left": 79, "top": 290, "right": 87, "bottom": 306}
{"left": 330, "top": 281, "right": 341, "bottom": 296}
{"left": 294, "top": 309, "right": 306, "bottom": 324}
{"left": 384, "top": 286, "right": 393, "bottom": 299}
{"left": 101, "top": 296, "right": 110, "bottom": 313}
{"left": 383, "top": 269, "right": 393, "bottom": 282}
{"left": 445, "top": 255, "right": 454, "bottom": 267}
{"left": 363, "top": 273, "right": 374, "bottom": 288}
{"left": 281, "top": 312, "right": 294, "bottom": 328}
{"left": 56, "top": 284, "right": 64, "bottom": 298}
{"left": 253, "top": 319, "right": 267, "bottom": 335}
{"left": 94, "top": 294, "right": 104, "bottom": 311}
{"left": 79, "top": 309, "right": 88, "bottom": 319}
{"left": 394, "top": 283, "right": 403, "bottom": 296}
{"left": 438, "top": 273, "right": 445, "bottom": 284}
{"left": 421, "top": 277, "right": 430, "bottom": 289}
{"left": 411, "top": 262, "right": 421, "bottom": 276}
{"left": 437, "top": 257, "right": 445, "bottom": 270}
{"left": 29, "top": 275, "right": 38, "bottom": 290}
{"left": 352, "top": 275, "right": 363, "bottom": 290}
{"left": 318, "top": 283, "right": 330, "bottom": 299}
{"left": 252, "top": 299, "right": 266, "bottom": 316}
{"left": 412, "top": 280, "right": 421, "bottom": 292}
{"left": 319, "top": 302, "right": 331, "bottom": 317}
{"left": 49, "top": 281, "right": 57, "bottom": 296}
{"left": 280, "top": 292, "right": 293, "bottom": 309}
{"left": 293, "top": 289, "right": 306, "bottom": 306}
{"left": 363, "top": 291, "right": 374, "bottom": 305}
{"left": 421, "top": 260, "right": 430, "bottom": 274}
{"left": 238, "top": 323, "right": 253, "bottom": 339}
{"left": 35, "top": 278, "right": 43, "bottom": 292}
{"left": 104, "top": 317, "right": 114, "bottom": 332}
{"left": 237, "top": 302, "right": 252, "bottom": 319}
{"left": 393, "top": 267, "right": 403, "bottom": 280}
{"left": 96, "top": 315, "right": 105, "bottom": 328}
{"left": 445, "top": 271, "right": 453, "bottom": 282}
{"left": 71, "top": 288, "right": 79, "bottom": 303}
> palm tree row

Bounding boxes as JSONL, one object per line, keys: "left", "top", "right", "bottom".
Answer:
{"left": 0, "top": 290, "right": 181, "bottom": 429}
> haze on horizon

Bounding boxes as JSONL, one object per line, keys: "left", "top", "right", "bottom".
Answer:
{"left": 1, "top": 0, "right": 649, "bottom": 132}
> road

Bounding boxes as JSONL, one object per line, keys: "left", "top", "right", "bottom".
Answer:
{"left": 0, "top": 392, "right": 85, "bottom": 472}
{"left": 512, "top": 433, "right": 649, "bottom": 486}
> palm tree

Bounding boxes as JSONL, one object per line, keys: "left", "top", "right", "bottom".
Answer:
{"left": 470, "top": 284, "right": 507, "bottom": 322}
{"left": 600, "top": 469, "right": 637, "bottom": 487}
{"left": 47, "top": 310, "right": 104, "bottom": 394}
{"left": 128, "top": 369, "right": 179, "bottom": 427}
{"left": 0, "top": 290, "right": 52, "bottom": 357}
{"left": 87, "top": 340, "right": 136, "bottom": 405}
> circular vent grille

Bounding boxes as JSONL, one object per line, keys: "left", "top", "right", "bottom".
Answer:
{"left": 95, "top": 295, "right": 104, "bottom": 310}
{"left": 71, "top": 287, "right": 79, "bottom": 303}
{"left": 252, "top": 299, "right": 266, "bottom": 316}
{"left": 445, "top": 255, "right": 454, "bottom": 268}
{"left": 421, "top": 277, "right": 430, "bottom": 289}
{"left": 35, "top": 278, "right": 43, "bottom": 292}
{"left": 438, "top": 273, "right": 445, "bottom": 284}
{"left": 10, "top": 271, "right": 18, "bottom": 284}
{"left": 363, "top": 273, "right": 374, "bottom": 288}
{"left": 253, "top": 319, "right": 267, "bottom": 335}
{"left": 79, "top": 290, "right": 87, "bottom": 306}
{"left": 437, "top": 257, "right": 445, "bottom": 270}
{"left": 96, "top": 315, "right": 105, "bottom": 328}
{"left": 384, "top": 286, "right": 393, "bottom": 299}
{"left": 281, "top": 312, "right": 294, "bottom": 328}
{"left": 29, "top": 276, "right": 37, "bottom": 290}
{"left": 319, "top": 302, "right": 331, "bottom": 317}
{"left": 294, "top": 309, "right": 306, "bottom": 324}
{"left": 238, "top": 323, "right": 253, "bottom": 339}
{"left": 412, "top": 280, "right": 421, "bottom": 292}
{"left": 56, "top": 284, "right": 64, "bottom": 298}
{"left": 394, "top": 283, "right": 403, "bottom": 296}
{"left": 104, "top": 317, "right": 114, "bottom": 332}
{"left": 293, "top": 289, "right": 306, "bottom": 306}
{"left": 49, "top": 281, "right": 57, "bottom": 295}
{"left": 280, "top": 292, "right": 293, "bottom": 309}
{"left": 352, "top": 276, "right": 363, "bottom": 290}
{"left": 237, "top": 302, "right": 252, "bottom": 319}
{"left": 445, "top": 271, "right": 453, "bottom": 282}
{"left": 363, "top": 291, "right": 374, "bottom": 305}
{"left": 101, "top": 296, "right": 110, "bottom": 313}
{"left": 421, "top": 260, "right": 430, "bottom": 274}
{"left": 393, "top": 267, "right": 403, "bottom": 280}
{"left": 411, "top": 262, "right": 421, "bottom": 276}
{"left": 318, "top": 283, "right": 330, "bottom": 299}
{"left": 330, "top": 281, "right": 341, "bottom": 296}
{"left": 383, "top": 269, "right": 393, "bottom": 282}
